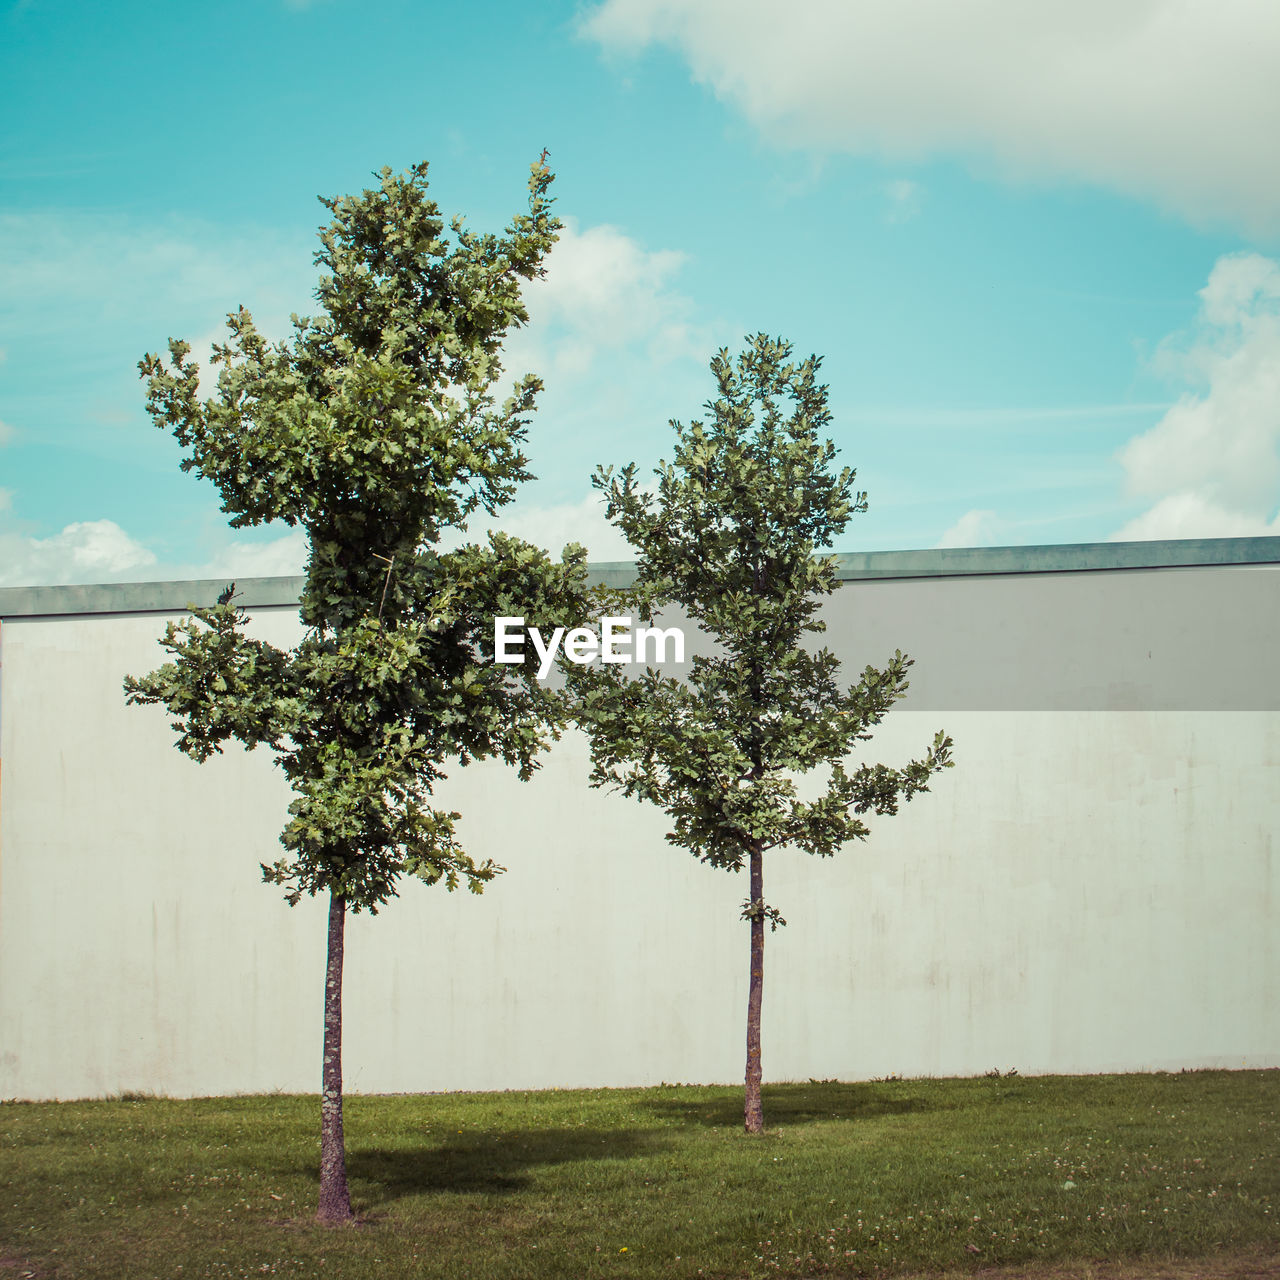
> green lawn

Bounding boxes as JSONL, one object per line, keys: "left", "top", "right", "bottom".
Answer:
{"left": 1, "top": 1071, "right": 1276, "bottom": 1279}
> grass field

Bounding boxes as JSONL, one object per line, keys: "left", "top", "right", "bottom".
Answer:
{"left": 1, "top": 1071, "right": 1277, "bottom": 1279}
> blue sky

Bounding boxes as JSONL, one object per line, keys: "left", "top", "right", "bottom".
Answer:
{"left": 2, "top": 0, "right": 1278, "bottom": 585}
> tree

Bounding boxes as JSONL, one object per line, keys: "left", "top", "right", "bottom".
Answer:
{"left": 567, "top": 334, "right": 955, "bottom": 1134}
{"left": 124, "top": 156, "right": 590, "bottom": 1221}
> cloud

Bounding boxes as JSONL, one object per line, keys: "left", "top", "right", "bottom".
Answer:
{"left": 0, "top": 418, "right": 13, "bottom": 445}
{"left": 500, "top": 217, "right": 732, "bottom": 491}
{"left": 442, "top": 491, "right": 641, "bottom": 562}
{"left": 1114, "top": 252, "right": 1280, "bottom": 538}
{"left": 1110, "top": 493, "right": 1280, "bottom": 541}
{"left": 0, "top": 522, "right": 313, "bottom": 589}
{"left": 936, "top": 509, "right": 1000, "bottom": 548}
{"left": 582, "top": 0, "right": 1280, "bottom": 235}
{"left": 508, "top": 218, "right": 705, "bottom": 380}
{"left": 178, "top": 531, "right": 309, "bottom": 580}
{"left": 0, "top": 520, "right": 158, "bottom": 587}
{"left": 0, "top": 503, "right": 639, "bottom": 591}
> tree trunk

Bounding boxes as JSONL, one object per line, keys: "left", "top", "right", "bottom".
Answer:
{"left": 317, "top": 890, "right": 354, "bottom": 1223}
{"left": 744, "top": 840, "right": 765, "bottom": 1134}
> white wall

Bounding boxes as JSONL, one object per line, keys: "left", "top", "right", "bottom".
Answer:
{"left": 1, "top": 580, "right": 1277, "bottom": 1100}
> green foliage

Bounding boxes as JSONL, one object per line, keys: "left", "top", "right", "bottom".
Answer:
{"left": 569, "top": 334, "right": 954, "bottom": 918}
{"left": 125, "top": 156, "right": 590, "bottom": 912}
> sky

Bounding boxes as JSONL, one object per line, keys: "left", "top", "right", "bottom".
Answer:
{"left": 2, "top": 0, "right": 1279, "bottom": 586}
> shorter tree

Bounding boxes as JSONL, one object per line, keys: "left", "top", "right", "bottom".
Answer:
{"left": 568, "top": 334, "right": 954, "bottom": 1133}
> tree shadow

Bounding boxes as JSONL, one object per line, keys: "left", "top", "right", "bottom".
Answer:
{"left": 640, "top": 1081, "right": 944, "bottom": 1129}
{"left": 338, "top": 1125, "right": 673, "bottom": 1204}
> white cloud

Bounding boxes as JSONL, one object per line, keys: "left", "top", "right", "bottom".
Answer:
{"left": 0, "top": 520, "right": 158, "bottom": 587}
{"left": 0, "top": 504, "right": 638, "bottom": 591}
{"left": 508, "top": 218, "right": 707, "bottom": 381}
{"left": 1115, "top": 252, "right": 1280, "bottom": 537}
{"left": 936, "top": 509, "right": 1000, "bottom": 548}
{"left": 443, "top": 491, "right": 640, "bottom": 562}
{"left": 582, "top": 0, "right": 1280, "bottom": 234}
{"left": 0, "top": 418, "right": 14, "bottom": 445}
{"left": 533, "top": 221, "right": 688, "bottom": 339}
{"left": 1110, "top": 492, "right": 1280, "bottom": 541}
{"left": 0, "top": 523, "right": 311, "bottom": 589}
{"left": 177, "top": 531, "right": 310, "bottom": 580}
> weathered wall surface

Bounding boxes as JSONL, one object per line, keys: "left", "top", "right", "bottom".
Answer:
{"left": 1, "top": 557, "right": 1277, "bottom": 1100}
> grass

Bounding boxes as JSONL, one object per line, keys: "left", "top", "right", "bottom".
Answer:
{"left": 0, "top": 1070, "right": 1276, "bottom": 1279}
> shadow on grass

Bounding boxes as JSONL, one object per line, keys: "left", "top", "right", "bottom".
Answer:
{"left": 641, "top": 1081, "right": 945, "bottom": 1129}
{"left": 341, "top": 1126, "right": 672, "bottom": 1203}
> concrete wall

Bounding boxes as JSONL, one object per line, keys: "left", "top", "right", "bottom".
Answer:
{"left": 2, "top": 541, "right": 1278, "bottom": 1099}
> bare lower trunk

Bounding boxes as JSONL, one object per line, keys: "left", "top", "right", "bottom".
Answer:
{"left": 744, "top": 841, "right": 765, "bottom": 1134}
{"left": 317, "top": 890, "right": 353, "bottom": 1223}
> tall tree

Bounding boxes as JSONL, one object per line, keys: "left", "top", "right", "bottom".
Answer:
{"left": 125, "top": 156, "right": 589, "bottom": 1221}
{"left": 568, "top": 334, "right": 954, "bottom": 1133}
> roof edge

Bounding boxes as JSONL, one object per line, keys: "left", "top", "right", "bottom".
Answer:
{"left": 2, "top": 536, "right": 1279, "bottom": 619}
{"left": 831, "top": 535, "right": 1280, "bottom": 579}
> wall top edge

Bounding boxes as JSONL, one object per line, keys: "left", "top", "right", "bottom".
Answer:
{"left": 2, "top": 536, "right": 1279, "bottom": 619}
